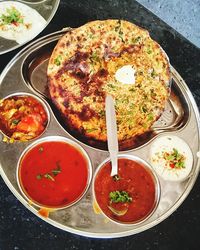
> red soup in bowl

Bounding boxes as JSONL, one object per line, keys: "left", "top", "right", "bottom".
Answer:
{"left": 17, "top": 136, "right": 92, "bottom": 209}
{"left": 93, "top": 155, "right": 160, "bottom": 225}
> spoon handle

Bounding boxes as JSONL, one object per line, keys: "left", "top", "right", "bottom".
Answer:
{"left": 105, "top": 95, "right": 119, "bottom": 176}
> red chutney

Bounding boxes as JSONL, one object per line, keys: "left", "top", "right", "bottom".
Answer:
{"left": 94, "top": 158, "right": 157, "bottom": 223}
{"left": 19, "top": 141, "right": 89, "bottom": 208}
{"left": 0, "top": 95, "right": 48, "bottom": 141}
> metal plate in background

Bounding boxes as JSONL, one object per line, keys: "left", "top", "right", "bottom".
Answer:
{"left": 0, "top": 30, "right": 200, "bottom": 238}
{"left": 0, "top": 0, "right": 60, "bottom": 55}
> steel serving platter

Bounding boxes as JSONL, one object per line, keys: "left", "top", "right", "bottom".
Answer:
{"left": 0, "top": 0, "right": 60, "bottom": 55}
{"left": 0, "top": 30, "right": 200, "bottom": 238}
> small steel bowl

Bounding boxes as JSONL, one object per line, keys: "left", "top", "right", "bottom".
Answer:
{"left": 0, "top": 92, "right": 50, "bottom": 142}
{"left": 16, "top": 136, "right": 92, "bottom": 210}
{"left": 93, "top": 154, "right": 160, "bottom": 225}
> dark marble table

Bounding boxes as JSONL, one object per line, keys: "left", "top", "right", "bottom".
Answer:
{"left": 0, "top": 1, "right": 200, "bottom": 249}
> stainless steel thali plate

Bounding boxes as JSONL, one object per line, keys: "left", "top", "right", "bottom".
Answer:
{"left": 0, "top": 0, "right": 60, "bottom": 55}
{"left": 0, "top": 30, "right": 200, "bottom": 238}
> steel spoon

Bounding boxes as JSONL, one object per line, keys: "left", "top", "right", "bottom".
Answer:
{"left": 105, "top": 95, "right": 119, "bottom": 176}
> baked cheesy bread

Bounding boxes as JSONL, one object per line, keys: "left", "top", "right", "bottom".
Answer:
{"left": 47, "top": 19, "right": 170, "bottom": 143}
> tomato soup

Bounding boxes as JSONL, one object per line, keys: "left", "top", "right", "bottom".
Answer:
{"left": 94, "top": 157, "right": 159, "bottom": 224}
{"left": 18, "top": 139, "right": 91, "bottom": 208}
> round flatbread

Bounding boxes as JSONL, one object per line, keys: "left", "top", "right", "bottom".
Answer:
{"left": 47, "top": 20, "right": 171, "bottom": 143}
{"left": 0, "top": 1, "right": 46, "bottom": 44}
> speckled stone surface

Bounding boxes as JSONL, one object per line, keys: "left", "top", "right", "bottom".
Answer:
{"left": 0, "top": 1, "right": 200, "bottom": 249}
{"left": 137, "top": 0, "right": 200, "bottom": 48}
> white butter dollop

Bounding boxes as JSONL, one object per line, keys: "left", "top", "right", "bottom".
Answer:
{"left": 115, "top": 65, "right": 136, "bottom": 84}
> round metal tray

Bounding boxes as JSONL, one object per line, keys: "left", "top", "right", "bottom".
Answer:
{"left": 0, "top": 30, "right": 200, "bottom": 238}
{"left": 0, "top": 0, "right": 60, "bottom": 55}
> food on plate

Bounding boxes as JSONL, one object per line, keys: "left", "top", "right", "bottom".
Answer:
{"left": 47, "top": 19, "right": 171, "bottom": 143}
{"left": 150, "top": 135, "right": 193, "bottom": 181}
{"left": 93, "top": 156, "right": 160, "bottom": 224}
{"left": 0, "top": 1, "right": 46, "bottom": 44}
{"left": 17, "top": 138, "right": 91, "bottom": 208}
{"left": 0, "top": 94, "right": 48, "bottom": 141}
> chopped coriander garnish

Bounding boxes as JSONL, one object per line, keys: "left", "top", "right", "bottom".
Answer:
{"left": 109, "top": 191, "right": 132, "bottom": 203}
{"left": 132, "top": 36, "right": 141, "bottom": 44}
{"left": 0, "top": 7, "right": 23, "bottom": 25}
{"left": 52, "top": 169, "right": 61, "bottom": 176}
{"left": 52, "top": 163, "right": 61, "bottom": 176}
{"left": 12, "top": 119, "right": 20, "bottom": 125}
{"left": 118, "top": 29, "right": 124, "bottom": 42}
{"left": 90, "top": 51, "right": 100, "bottom": 63}
{"left": 54, "top": 55, "right": 62, "bottom": 66}
{"left": 114, "top": 20, "right": 124, "bottom": 42}
{"left": 86, "top": 128, "right": 98, "bottom": 133}
{"left": 147, "top": 48, "right": 152, "bottom": 54}
{"left": 98, "top": 110, "right": 105, "bottom": 117}
{"left": 114, "top": 20, "right": 121, "bottom": 32}
{"left": 129, "top": 87, "right": 136, "bottom": 92}
{"left": 147, "top": 113, "right": 154, "bottom": 121}
{"left": 36, "top": 164, "right": 61, "bottom": 181}
{"left": 89, "top": 33, "right": 94, "bottom": 39}
{"left": 141, "top": 106, "right": 148, "bottom": 113}
{"left": 163, "top": 148, "right": 186, "bottom": 169}
{"left": 36, "top": 174, "right": 42, "bottom": 180}
{"left": 151, "top": 69, "right": 156, "bottom": 78}
{"left": 107, "top": 83, "right": 116, "bottom": 89}
{"left": 44, "top": 173, "right": 55, "bottom": 181}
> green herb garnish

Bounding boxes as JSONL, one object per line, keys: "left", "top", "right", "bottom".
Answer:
{"left": 36, "top": 174, "right": 42, "bottom": 180}
{"left": 98, "top": 110, "right": 105, "bottom": 117}
{"left": 86, "top": 128, "right": 98, "bottom": 133}
{"left": 44, "top": 173, "right": 55, "bottom": 181}
{"left": 12, "top": 119, "right": 20, "bottom": 125}
{"left": 114, "top": 20, "right": 121, "bottom": 32}
{"left": 89, "top": 33, "right": 94, "bottom": 39}
{"left": 147, "top": 48, "right": 152, "bottom": 54}
{"left": 118, "top": 29, "right": 124, "bottom": 42}
{"left": 54, "top": 55, "right": 62, "bottom": 66}
{"left": 36, "top": 164, "right": 62, "bottom": 181}
{"left": 129, "top": 87, "right": 136, "bottom": 92}
{"left": 163, "top": 148, "right": 186, "bottom": 169}
{"left": 90, "top": 51, "right": 100, "bottom": 63}
{"left": 114, "top": 20, "right": 124, "bottom": 42}
{"left": 151, "top": 69, "right": 156, "bottom": 78}
{"left": 107, "top": 83, "right": 116, "bottom": 89}
{"left": 147, "top": 113, "right": 154, "bottom": 121}
{"left": 142, "top": 106, "right": 148, "bottom": 113}
{"left": 52, "top": 162, "right": 61, "bottom": 176}
{"left": 132, "top": 36, "right": 141, "bottom": 44}
{"left": 0, "top": 7, "right": 23, "bottom": 25}
{"left": 109, "top": 191, "right": 132, "bottom": 203}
